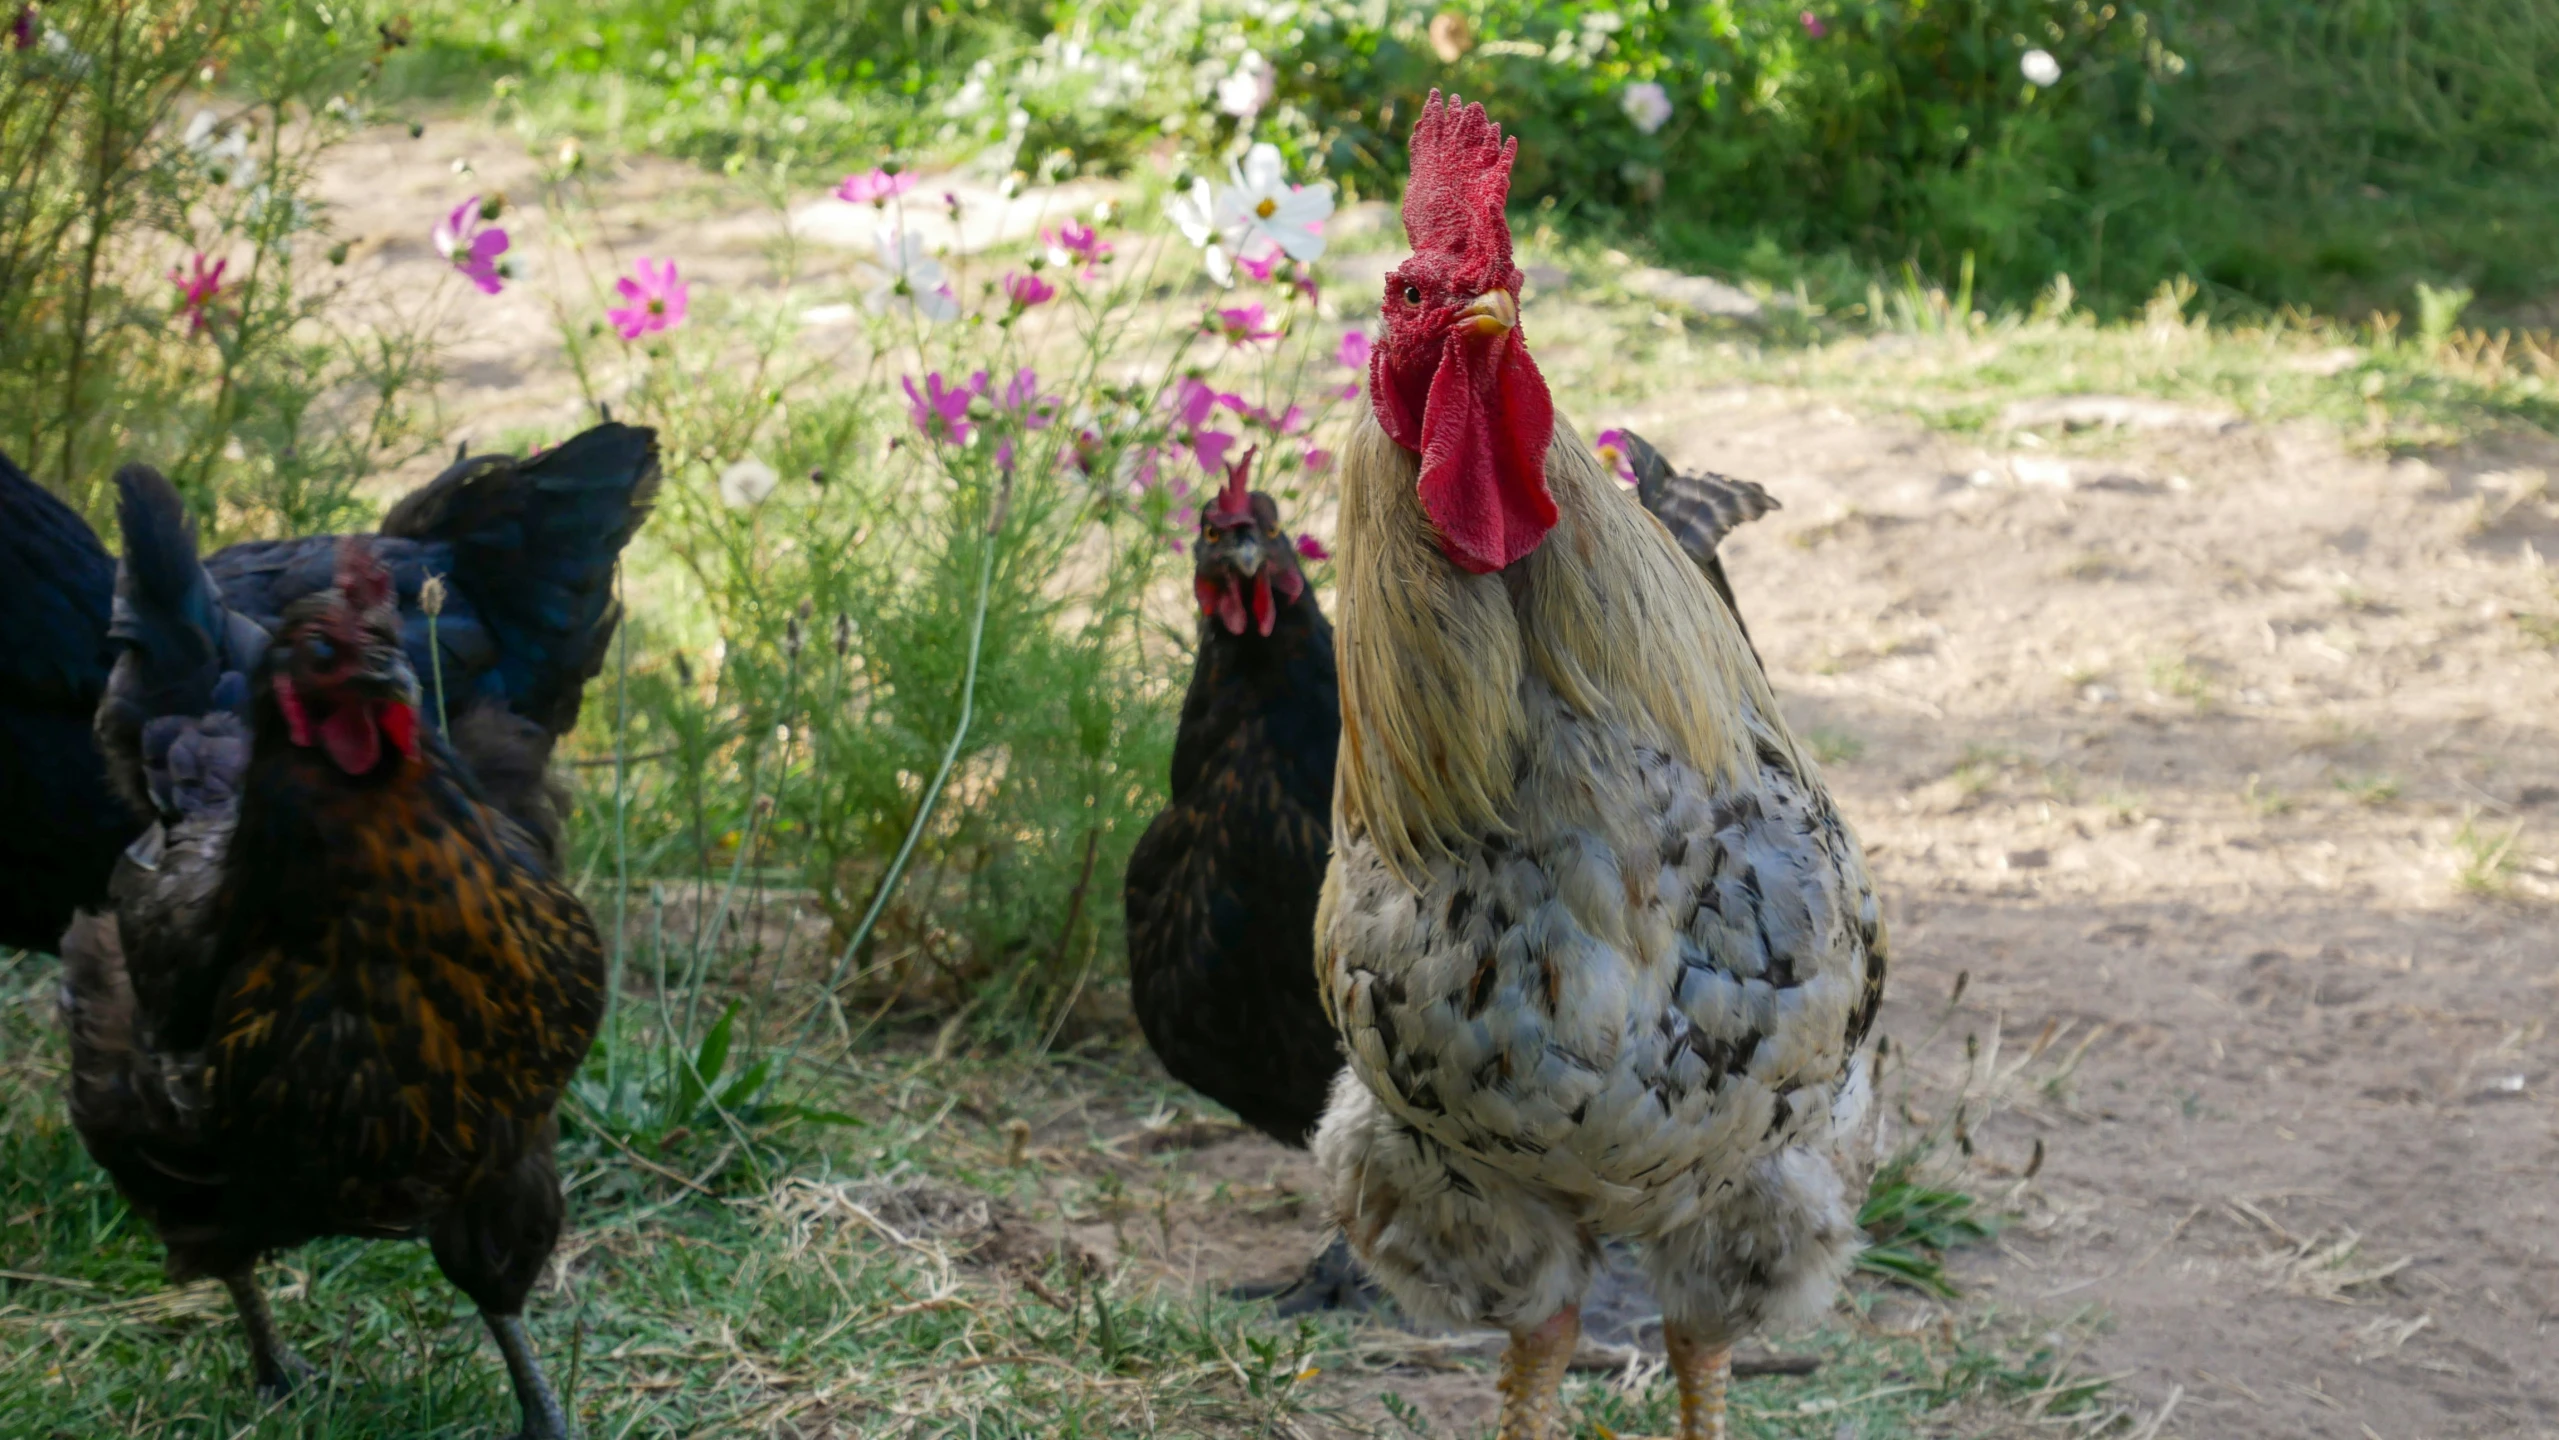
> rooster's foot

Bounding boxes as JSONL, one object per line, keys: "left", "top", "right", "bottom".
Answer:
{"left": 485, "top": 1311, "right": 576, "bottom": 1440}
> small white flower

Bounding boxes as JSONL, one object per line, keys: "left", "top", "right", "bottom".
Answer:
{"left": 1172, "top": 143, "right": 1335, "bottom": 286}
{"left": 1215, "top": 51, "right": 1274, "bottom": 120}
{"left": 866, "top": 228, "right": 960, "bottom": 323}
{"left": 2021, "top": 49, "right": 2062, "bottom": 87}
{"left": 719, "top": 458, "right": 780, "bottom": 509}
{"left": 1621, "top": 81, "right": 1673, "bottom": 136}
{"left": 183, "top": 109, "right": 220, "bottom": 150}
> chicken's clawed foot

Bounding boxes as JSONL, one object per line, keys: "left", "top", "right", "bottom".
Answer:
{"left": 1665, "top": 1323, "right": 1735, "bottom": 1440}
{"left": 1495, "top": 1304, "right": 1581, "bottom": 1440}
{"left": 222, "top": 1271, "right": 318, "bottom": 1403}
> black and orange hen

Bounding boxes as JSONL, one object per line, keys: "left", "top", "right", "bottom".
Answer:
{"left": 60, "top": 466, "right": 606, "bottom": 1438}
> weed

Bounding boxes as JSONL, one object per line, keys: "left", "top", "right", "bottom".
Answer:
{"left": 2451, "top": 810, "right": 2525, "bottom": 895}
{"left": 1806, "top": 727, "right": 1866, "bottom": 766}
{"left": 2241, "top": 773, "right": 2295, "bottom": 817}
{"left": 2147, "top": 655, "right": 2216, "bottom": 710}
{"left": 2335, "top": 773, "right": 2400, "bottom": 807}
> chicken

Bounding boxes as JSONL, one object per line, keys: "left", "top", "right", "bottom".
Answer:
{"left": 1121, "top": 451, "right": 1365, "bottom": 1309}
{"left": 0, "top": 448, "right": 131, "bottom": 952}
{"left": 0, "top": 421, "right": 657, "bottom": 954}
{"left": 1312, "top": 94, "right": 1886, "bottom": 1440}
{"left": 59, "top": 466, "right": 606, "bottom": 1438}
{"left": 1124, "top": 439, "right": 1786, "bottom": 1318}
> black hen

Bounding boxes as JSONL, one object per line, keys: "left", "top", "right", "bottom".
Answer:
{"left": 62, "top": 470, "right": 604, "bottom": 1437}
{"left": 1123, "top": 433, "right": 1779, "bottom": 1314}
{"left": 1, "top": 422, "right": 657, "bottom": 953}
{"left": 0, "top": 451, "right": 130, "bottom": 952}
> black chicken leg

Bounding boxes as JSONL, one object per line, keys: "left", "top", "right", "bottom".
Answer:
{"left": 222, "top": 1270, "right": 317, "bottom": 1400}
{"left": 1229, "top": 1230, "right": 1389, "bottom": 1316}
{"left": 485, "top": 1312, "right": 573, "bottom": 1440}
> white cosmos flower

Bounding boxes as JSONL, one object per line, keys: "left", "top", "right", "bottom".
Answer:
{"left": 1215, "top": 51, "right": 1274, "bottom": 119}
{"left": 719, "top": 458, "right": 780, "bottom": 509}
{"left": 2021, "top": 49, "right": 2062, "bottom": 87}
{"left": 1621, "top": 81, "right": 1672, "bottom": 136}
{"left": 1171, "top": 143, "right": 1334, "bottom": 287}
{"left": 866, "top": 229, "right": 960, "bottom": 323}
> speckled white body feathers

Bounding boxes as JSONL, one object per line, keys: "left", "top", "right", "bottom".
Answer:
{"left": 1315, "top": 415, "right": 1886, "bottom": 1342}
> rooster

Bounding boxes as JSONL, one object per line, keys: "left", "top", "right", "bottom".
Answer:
{"left": 0, "top": 422, "right": 657, "bottom": 954}
{"left": 60, "top": 466, "right": 605, "bottom": 1438}
{"left": 1126, "top": 440, "right": 1786, "bottom": 1318}
{"left": 1312, "top": 94, "right": 1886, "bottom": 1440}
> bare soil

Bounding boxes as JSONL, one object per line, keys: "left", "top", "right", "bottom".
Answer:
{"left": 315, "top": 120, "right": 2559, "bottom": 1438}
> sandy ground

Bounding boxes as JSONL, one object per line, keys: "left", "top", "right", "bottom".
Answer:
{"left": 312, "top": 120, "right": 2559, "bottom": 1438}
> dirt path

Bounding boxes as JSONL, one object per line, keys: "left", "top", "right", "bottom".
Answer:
{"left": 313, "top": 119, "right": 2559, "bottom": 1438}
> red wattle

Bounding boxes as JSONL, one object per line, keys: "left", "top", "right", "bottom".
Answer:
{"left": 379, "top": 701, "right": 420, "bottom": 759}
{"left": 273, "top": 676, "right": 314, "bottom": 747}
{"left": 1214, "top": 576, "right": 1248, "bottom": 634}
{"left": 318, "top": 701, "right": 383, "bottom": 775}
{"left": 1252, "top": 574, "right": 1275, "bottom": 635}
{"left": 1414, "top": 333, "right": 1556, "bottom": 574}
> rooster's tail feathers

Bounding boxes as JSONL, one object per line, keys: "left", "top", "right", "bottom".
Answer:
{"left": 381, "top": 421, "right": 660, "bottom": 735}
{"left": 1620, "top": 431, "right": 1780, "bottom": 567}
{"left": 98, "top": 467, "right": 266, "bottom": 817}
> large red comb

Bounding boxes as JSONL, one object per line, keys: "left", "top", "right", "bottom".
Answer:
{"left": 1402, "top": 90, "right": 1519, "bottom": 279}
{"left": 1206, "top": 445, "right": 1257, "bottom": 525}
{"left": 333, "top": 537, "right": 396, "bottom": 612}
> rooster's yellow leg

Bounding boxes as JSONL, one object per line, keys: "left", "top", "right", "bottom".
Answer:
{"left": 1664, "top": 1323, "right": 1734, "bottom": 1440}
{"left": 1495, "top": 1303, "right": 1581, "bottom": 1440}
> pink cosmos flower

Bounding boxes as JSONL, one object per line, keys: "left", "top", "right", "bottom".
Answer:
{"left": 1003, "top": 271, "right": 1056, "bottom": 308}
{"left": 1192, "top": 429, "right": 1238, "bottom": 476}
{"left": 1171, "top": 375, "right": 1241, "bottom": 429}
{"left": 995, "top": 438, "right": 1017, "bottom": 474}
{"left": 902, "top": 372, "right": 976, "bottom": 446}
{"left": 607, "top": 258, "right": 688, "bottom": 341}
{"left": 1043, "top": 220, "right": 1113, "bottom": 277}
{"left": 1800, "top": 10, "right": 1826, "bottom": 37}
{"left": 432, "top": 195, "right": 509, "bottom": 295}
{"left": 168, "top": 253, "right": 225, "bottom": 335}
{"left": 1338, "top": 329, "right": 1372, "bottom": 369}
{"left": 1295, "top": 533, "right": 1332, "bottom": 561}
{"left": 836, "top": 168, "right": 917, "bottom": 206}
{"left": 1235, "top": 247, "right": 1281, "bottom": 283}
{"left": 1303, "top": 447, "right": 1334, "bottom": 475}
{"left": 1209, "top": 303, "right": 1280, "bottom": 347}
{"left": 995, "top": 367, "right": 1059, "bottom": 429}
{"left": 1593, "top": 428, "right": 1639, "bottom": 485}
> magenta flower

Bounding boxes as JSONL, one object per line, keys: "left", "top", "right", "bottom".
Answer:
{"left": 1003, "top": 271, "right": 1057, "bottom": 308}
{"left": 432, "top": 195, "right": 509, "bottom": 295}
{"left": 995, "top": 438, "right": 1017, "bottom": 474}
{"left": 607, "top": 258, "right": 688, "bottom": 341}
{"left": 1295, "top": 533, "right": 1332, "bottom": 561}
{"left": 168, "top": 253, "right": 225, "bottom": 335}
{"left": 1338, "top": 329, "right": 1373, "bottom": 370}
{"left": 1171, "top": 375, "right": 1242, "bottom": 429}
{"left": 1043, "top": 220, "right": 1113, "bottom": 277}
{"left": 902, "top": 372, "right": 976, "bottom": 446}
{"left": 1303, "top": 447, "right": 1334, "bottom": 476}
{"left": 1209, "top": 303, "right": 1280, "bottom": 347}
{"left": 1236, "top": 247, "right": 1281, "bottom": 283}
{"left": 995, "top": 367, "right": 1059, "bottom": 430}
{"left": 1592, "top": 428, "right": 1639, "bottom": 485}
{"left": 1192, "top": 429, "right": 1238, "bottom": 476}
{"left": 9, "top": 5, "right": 33, "bottom": 49}
{"left": 1800, "top": 10, "right": 1826, "bottom": 37}
{"left": 1071, "top": 428, "right": 1107, "bottom": 476}
{"left": 836, "top": 168, "right": 917, "bottom": 206}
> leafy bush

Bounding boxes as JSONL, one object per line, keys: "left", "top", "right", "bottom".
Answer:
{"left": 0, "top": 0, "right": 435, "bottom": 535}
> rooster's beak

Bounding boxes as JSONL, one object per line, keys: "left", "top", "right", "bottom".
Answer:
{"left": 1226, "top": 536, "right": 1265, "bottom": 577}
{"left": 1459, "top": 290, "right": 1517, "bottom": 338}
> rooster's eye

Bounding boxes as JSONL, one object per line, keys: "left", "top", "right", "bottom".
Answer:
{"left": 1402, "top": 284, "right": 1422, "bottom": 304}
{"left": 306, "top": 636, "right": 338, "bottom": 667}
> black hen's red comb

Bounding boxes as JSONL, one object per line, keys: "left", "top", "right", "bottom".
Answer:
{"left": 1206, "top": 446, "right": 1257, "bottom": 526}
{"left": 1402, "top": 91, "right": 1520, "bottom": 283}
{"left": 334, "top": 538, "right": 396, "bottom": 613}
